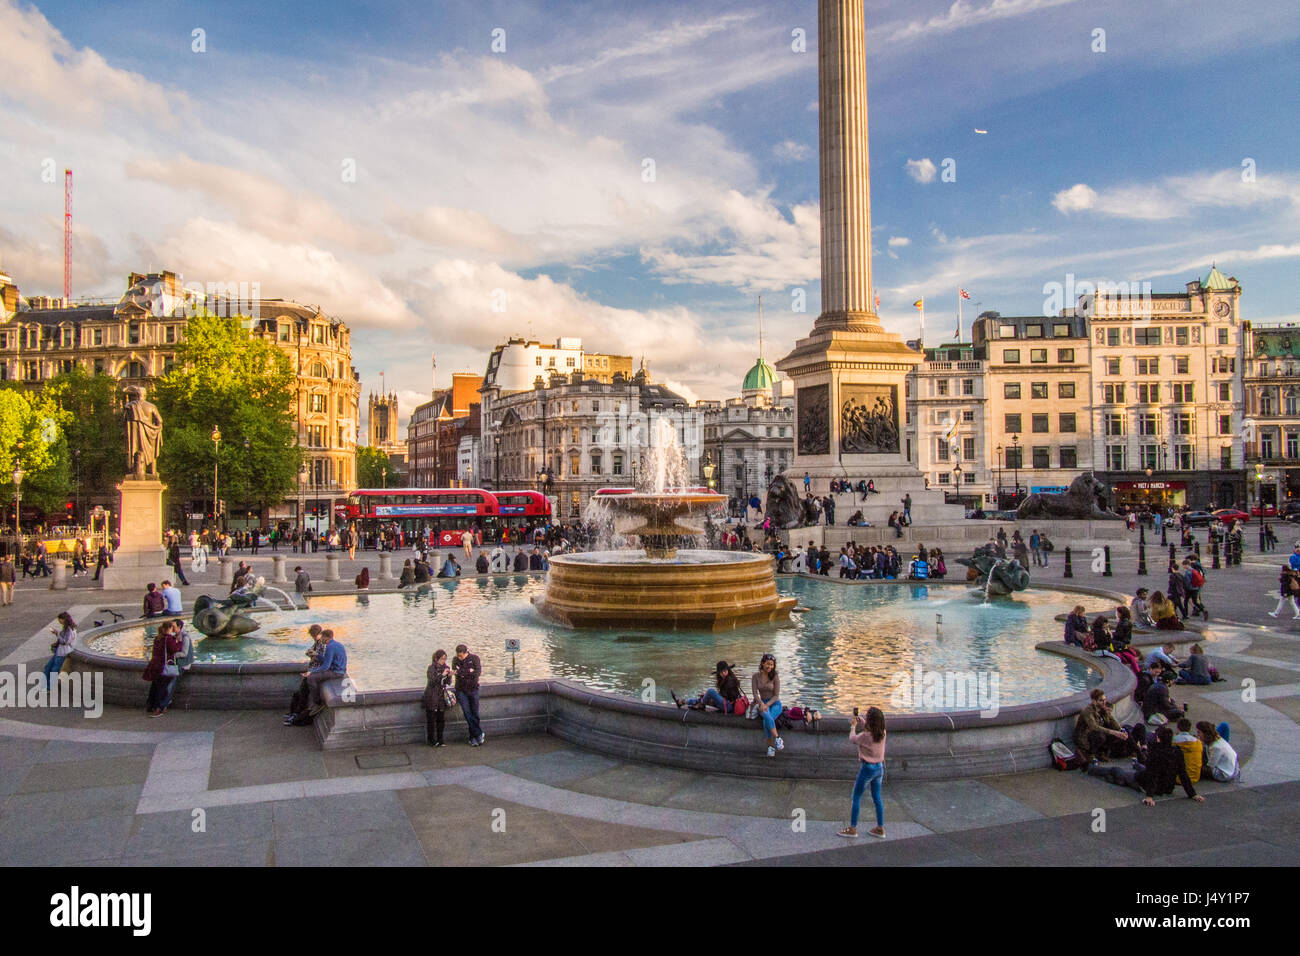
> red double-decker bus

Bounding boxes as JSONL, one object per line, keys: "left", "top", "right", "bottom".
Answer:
{"left": 342, "top": 488, "right": 552, "bottom": 547}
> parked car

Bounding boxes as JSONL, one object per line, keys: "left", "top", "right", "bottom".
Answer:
{"left": 1280, "top": 502, "right": 1300, "bottom": 522}
{"left": 1251, "top": 503, "right": 1278, "bottom": 518}
{"left": 1213, "top": 508, "right": 1251, "bottom": 524}
{"left": 1181, "top": 510, "right": 1216, "bottom": 527}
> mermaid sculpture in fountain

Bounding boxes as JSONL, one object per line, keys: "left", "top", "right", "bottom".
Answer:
{"left": 957, "top": 544, "right": 1030, "bottom": 596}
{"left": 192, "top": 578, "right": 267, "bottom": 637}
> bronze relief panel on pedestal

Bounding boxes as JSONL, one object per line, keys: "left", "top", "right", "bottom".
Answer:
{"left": 840, "top": 384, "right": 899, "bottom": 455}
{"left": 796, "top": 385, "right": 830, "bottom": 456}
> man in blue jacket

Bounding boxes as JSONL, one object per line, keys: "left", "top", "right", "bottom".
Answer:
{"left": 306, "top": 629, "right": 347, "bottom": 716}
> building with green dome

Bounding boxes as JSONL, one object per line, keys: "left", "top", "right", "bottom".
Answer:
{"left": 699, "top": 355, "right": 793, "bottom": 508}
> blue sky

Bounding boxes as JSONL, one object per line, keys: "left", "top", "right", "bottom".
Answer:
{"left": 4, "top": 0, "right": 1299, "bottom": 427}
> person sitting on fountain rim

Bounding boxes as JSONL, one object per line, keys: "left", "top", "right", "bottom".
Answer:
{"left": 399, "top": 559, "right": 415, "bottom": 588}
{"left": 1150, "top": 590, "right": 1184, "bottom": 630}
{"left": 1064, "top": 605, "right": 1090, "bottom": 647}
{"left": 1074, "top": 688, "right": 1142, "bottom": 762}
{"left": 284, "top": 624, "right": 326, "bottom": 725}
{"left": 305, "top": 629, "right": 347, "bottom": 718}
{"left": 1130, "top": 588, "right": 1156, "bottom": 629}
{"left": 672, "top": 661, "right": 742, "bottom": 713}
{"left": 141, "top": 582, "right": 165, "bottom": 619}
{"left": 1088, "top": 613, "right": 1111, "bottom": 653}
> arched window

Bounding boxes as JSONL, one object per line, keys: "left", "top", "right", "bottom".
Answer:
{"left": 1286, "top": 389, "right": 1299, "bottom": 417}
{"left": 310, "top": 362, "right": 328, "bottom": 378}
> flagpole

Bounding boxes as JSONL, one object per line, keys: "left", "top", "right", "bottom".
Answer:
{"left": 957, "top": 288, "right": 963, "bottom": 344}
{"left": 920, "top": 302, "right": 925, "bottom": 347}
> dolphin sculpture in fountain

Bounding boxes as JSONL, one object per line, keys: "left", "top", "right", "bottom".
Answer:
{"left": 192, "top": 580, "right": 266, "bottom": 637}
{"left": 957, "top": 544, "right": 1030, "bottom": 596}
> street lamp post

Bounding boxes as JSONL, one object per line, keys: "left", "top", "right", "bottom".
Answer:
{"left": 494, "top": 432, "right": 502, "bottom": 490}
{"left": 1256, "top": 463, "right": 1267, "bottom": 551}
{"left": 953, "top": 460, "right": 963, "bottom": 503}
{"left": 11, "top": 464, "right": 23, "bottom": 541}
{"left": 703, "top": 452, "right": 716, "bottom": 491}
{"left": 243, "top": 438, "right": 251, "bottom": 531}
{"left": 211, "top": 425, "right": 222, "bottom": 531}
{"left": 995, "top": 444, "right": 1003, "bottom": 509}
{"left": 1010, "top": 434, "right": 1021, "bottom": 507}
{"left": 298, "top": 464, "right": 308, "bottom": 547}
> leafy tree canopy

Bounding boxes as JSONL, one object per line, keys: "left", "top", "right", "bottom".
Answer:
{"left": 152, "top": 312, "right": 300, "bottom": 510}
{"left": 356, "top": 445, "right": 391, "bottom": 489}
{"left": 0, "top": 384, "right": 70, "bottom": 511}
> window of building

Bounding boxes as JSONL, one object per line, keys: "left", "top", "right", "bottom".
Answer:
{"left": 1175, "top": 327, "right": 1189, "bottom": 346}
{"left": 590, "top": 453, "right": 602, "bottom": 475}
{"left": 93, "top": 359, "right": 104, "bottom": 374}
{"left": 962, "top": 379, "right": 974, "bottom": 396}
{"left": 548, "top": 356, "right": 556, "bottom": 367}
{"left": 1138, "top": 383, "right": 1159, "bottom": 404}
{"left": 1057, "top": 348, "right": 1075, "bottom": 363}
{"left": 1263, "top": 433, "right": 1276, "bottom": 458}
{"left": 1138, "top": 413, "right": 1157, "bottom": 436}
{"left": 1106, "top": 445, "right": 1127, "bottom": 470}
{"left": 1217, "top": 328, "right": 1229, "bottom": 345}
{"left": 1032, "top": 414, "right": 1049, "bottom": 433}
{"left": 1135, "top": 328, "right": 1160, "bottom": 346}
{"left": 1173, "top": 412, "right": 1194, "bottom": 435}
{"left": 92, "top": 328, "right": 103, "bottom": 346}
{"left": 312, "top": 325, "right": 325, "bottom": 343}
{"left": 570, "top": 492, "right": 580, "bottom": 517}
{"left": 936, "top": 439, "right": 950, "bottom": 461}
{"left": 1175, "top": 444, "right": 1194, "bottom": 469}
{"left": 1005, "top": 448, "right": 1023, "bottom": 469}
{"left": 999, "top": 325, "right": 1016, "bottom": 338}
{"left": 1172, "top": 383, "right": 1194, "bottom": 403}
{"left": 1032, "top": 446, "right": 1050, "bottom": 468}
{"left": 60, "top": 327, "right": 74, "bottom": 348}
{"left": 1031, "top": 382, "right": 1048, "bottom": 399}
{"left": 1103, "top": 383, "right": 1125, "bottom": 404}
{"left": 1175, "top": 357, "right": 1189, "bottom": 374}
{"left": 613, "top": 455, "right": 624, "bottom": 476}
{"left": 962, "top": 410, "right": 975, "bottom": 422}
{"left": 569, "top": 455, "right": 580, "bottom": 476}
{"left": 1107, "top": 328, "right": 1120, "bottom": 347}
{"left": 1053, "top": 323, "right": 1071, "bottom": 338}
{"left": 536, "top": 356, "right": 543, "bottom": 366}
{"left": 566, "top": 357, "right": 576, "bottom": 367}
{"left": 963, "top": 437, "right": 976, "bottom": 460}
{"left": 1219, "top": 414, "right": 1232, "bottom": 435}
{"left": 1262, "top": 391, "right": 1275, "bottom": 415}
{"left": 1220, "top": 446, "right": 1232, "bottom": 469}
{"left": 936, "top": 380, "right": 949, "bottom": 396}
{"left": 1106, "top": 358, "right": 1121, "bottom": 375}
{"left": 1140, "top": 444, "right": 1158, "bottom": 470}
{"left": 1030, "top": 349, "right": 1047, "bottom": 363}
{"left": 0, "top": 331, "right": 7, "bottom": 349}
{"left": 592, "top": 402, "right": 600, "bottom": 412}
{"left": 279, "top": 323, "right": 291, "bottom": 342}
{"left": 1212, "top": 356, "right": 1235, "bottom": 374}
{"left": 1003, "top": 349, "right": 1020, "bottom": 363}
{"left": 1004, "top": 382, "right": 1021, "bottom": 399}
{"left": 309, "top": 394, "right": 327, "bottom": 414}
{"left": 127, "top": 323, "right": 140, "bottom": 345}
{"left": 1137, "top": 357, "right": 1159, "bottom": 375}
{"left": 1005, "top": 413, "right": 1022, "bottom": 433}
{"left": 1060, "top": 446, "right": 1078, "bottom": 469}
{"left": 570, "top": 426, "right": 579, "bottom": 443}
{"left": 1025, "top": 324, "right": 1043, "bottom": 338}
{"left": 938, "top": 473, "right": 951, "bottom": 484}
{"left": 1058, "top": 382, "right": 1076, "bottom": 399}
{"left": 1104, "top": 413, "right": 1124, "bottom": 436}
{"left": 1059, "top": 413, "right": 1076, "bottom": 432}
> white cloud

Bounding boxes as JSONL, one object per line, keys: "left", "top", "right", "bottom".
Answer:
{"left": 773, "top": 139, "right": 811, "bottom": 162}
{"left": 1054, "top": 170, "right": 1300, "bottom": 221}
{"left": 906, "top": 158, "right": 938, "bottom": 184}
{"left": 888, "top": 236, "right": 911, "bottom": 247}
{"left": 874, "top": 0, "right": 1083, "bottom": 45}
{"left": 1052, "top": 183, "right": 1098, "bottom": 214}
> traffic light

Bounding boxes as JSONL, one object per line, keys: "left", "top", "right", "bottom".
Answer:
{"left": 65, "top": 501, "right": 74, "bottom": 515}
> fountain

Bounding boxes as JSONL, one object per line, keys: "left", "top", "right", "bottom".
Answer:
{"left": 532, "top": 421, "right": 797, "bottom": 630}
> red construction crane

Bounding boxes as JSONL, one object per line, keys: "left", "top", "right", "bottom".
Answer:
{"left": 63, "top": 168, "right": 72, "bottom": 302}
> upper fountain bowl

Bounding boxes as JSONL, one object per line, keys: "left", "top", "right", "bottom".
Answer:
{"left": 593, "top": 487, "right": 726, "bottom": 558}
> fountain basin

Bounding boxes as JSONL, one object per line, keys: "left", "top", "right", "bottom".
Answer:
{"left": 533, "top": 549, "right": 796, "bottom": 630}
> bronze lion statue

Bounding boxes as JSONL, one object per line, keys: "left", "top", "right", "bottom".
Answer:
{"left": 1016, "top": 473, "right": 1121, "bottom": 521}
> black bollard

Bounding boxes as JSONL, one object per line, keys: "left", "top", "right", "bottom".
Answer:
{"left": 1212, "top": 535, "right": 1220, "bottom": 570}
{"left": 1063, "top": 546, "right": 1073, "bottom": 578}
{"left": 1169, "top": 543, "right": 1176, "bottom": 566}
{"left": 1194, "top": 538, "right": 1201, "bottom": 559}
{"left": 1103, "top": 545, "right": 1113, "bottom": 576}
{"left": 1137, "top": 538, "right": 1148, "bottom": 575}
{"left": 1161, "top": 522, "right": 1168, "bottom": 547}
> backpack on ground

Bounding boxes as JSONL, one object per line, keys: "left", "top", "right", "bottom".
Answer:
{"left": 1050, "top": 738, "right": 1085, "bottom": 771}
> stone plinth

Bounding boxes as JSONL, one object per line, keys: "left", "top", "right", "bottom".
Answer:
{"left": 272, "top": 555, "right": 287, "bottom": 583}
{"left": 99, "top": 478, "right": 171, "bottom": 590}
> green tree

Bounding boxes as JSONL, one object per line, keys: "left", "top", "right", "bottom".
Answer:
{"left": 152, "top": 312, "right": 300, "bottom": 518}
{"left": 0, "top": 385, "right": 70, "bottom": 514}
{"left": 356, "top": 445, "right": 391, "bottom": 489}
{"left": 41, "top": 368, "right": 128, "bottom": 506}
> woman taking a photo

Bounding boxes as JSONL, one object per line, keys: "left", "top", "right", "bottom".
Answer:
{"left": 751, "top": 653, "right": 784, "bottom": 757}
{"left": 43, "top": 611, "right": 77, "bottom": 688}
{"left": 839, "top": 706, "right": 886, "bottom": 839}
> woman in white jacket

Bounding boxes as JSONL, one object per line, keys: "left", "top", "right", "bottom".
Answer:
{"left": 1196, "top": 722, "right": 1240, "bottom": 782}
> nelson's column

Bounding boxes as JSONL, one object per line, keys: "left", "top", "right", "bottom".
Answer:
{"left": 776, "top": 0, "right": 964, "bottom": 525}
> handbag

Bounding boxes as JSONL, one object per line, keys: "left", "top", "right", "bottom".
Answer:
{"left": 734, "top": 694, "right": 750, "bottom": 716}
{"left": 161, "top": 658, "right": 179, "bottom": 678}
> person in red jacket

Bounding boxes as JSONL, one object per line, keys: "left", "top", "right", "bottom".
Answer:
{"left": 143, "top": 621, "right": 184, "bottom": 717}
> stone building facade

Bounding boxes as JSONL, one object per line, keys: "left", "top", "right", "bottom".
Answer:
{"left": 1241, "top": 321, "right": 1300, "bottom": 510}
{"left": 699, "top": 356, "right": 794, "bottom": 506}
{"left": 0, "top": 269, "right": 361, "bottom": 528}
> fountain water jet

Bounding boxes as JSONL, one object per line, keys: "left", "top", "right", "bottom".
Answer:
{"left": 532, "top": 420, "right": 796, "bottom": 630}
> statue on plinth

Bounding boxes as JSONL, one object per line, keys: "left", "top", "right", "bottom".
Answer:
{"left": 124, "top": 386, "right": 163, "bottom": 480}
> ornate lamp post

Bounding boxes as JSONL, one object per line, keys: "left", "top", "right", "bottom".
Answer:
{"left": 211, "top": 425, "right": 222, "bottom": 530}
{"left": 1256, "top": 462, "right": 1267, "bottom": 551}
{"left": 1010, "top": 434, "right": 1021, "bottom": 507}
{"left": 298, "top": 463, "right": 308, "bottom": 544}
{"left": 703, "top": 452, "right": 716, "bottom": 491}
{"left": 11, "top": 464, "right": 23, "bottom": 540}
{"left": 494, "top": 432, "right": 502, "bottom": 490}
{"left": 995, "top": 444, "right": 1003, "bottom": 509}
{"left": 953, "top": 460, "right": 963, "bottom": 502}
